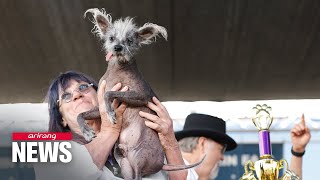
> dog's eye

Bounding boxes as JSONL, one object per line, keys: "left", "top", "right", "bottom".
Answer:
{"left": 109, "top": 36, "right": 114, "bottom": 42}
{"left": 127, "top": 38, "right": 133, "bottom": 45}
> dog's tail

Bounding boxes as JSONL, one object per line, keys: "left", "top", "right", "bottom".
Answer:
{"left": 161, "top": 154, "right": 206, "bottom": 171}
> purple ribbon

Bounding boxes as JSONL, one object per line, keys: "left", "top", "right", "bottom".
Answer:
{"left": 259, "top": 130, "right": 271, "bottom": 156}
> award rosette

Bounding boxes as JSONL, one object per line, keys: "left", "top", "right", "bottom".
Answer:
{"left": 240, "top": 104, "right": 300, "bottom": 180}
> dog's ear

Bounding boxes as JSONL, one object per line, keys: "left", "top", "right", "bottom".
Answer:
{"left": 84, "top": 8, "right": 112, "bottom": 38}
{"left": 137, "top": 23, "right": 167, "bottom": 45}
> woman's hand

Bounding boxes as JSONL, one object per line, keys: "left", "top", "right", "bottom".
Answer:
{"left": 97, "top": 80, "right": 128, "bottom": 134}
{"left": 86, "top": 81, "right": 127, "bottom": 170}
{"left": 139, "top": 97, "right": 188, "bottom": 179}
{"left": 139, "top": 97, "right": 177, "bottom": 150}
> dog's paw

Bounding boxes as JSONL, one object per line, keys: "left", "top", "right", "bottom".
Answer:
{"left": 81, "top": 124, "right": 96, "bottom": 142}
{"left": 108, "top": 111, "right": 117, "bottom": 124}
{"left": 83, "top": 129, "right": 96, "bottom": 142}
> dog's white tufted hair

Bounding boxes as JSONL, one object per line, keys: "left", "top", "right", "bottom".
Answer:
{"left": 84, "top": 8, "right": 113, "bottom": 38}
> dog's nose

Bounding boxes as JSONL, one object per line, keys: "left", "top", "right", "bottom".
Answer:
{"left": 114, "top": 45, "right": 123, "bottom": 52}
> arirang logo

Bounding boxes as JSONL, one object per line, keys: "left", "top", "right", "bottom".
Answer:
{"left": 11, "top": 132, "right": 72, "bottom": 163}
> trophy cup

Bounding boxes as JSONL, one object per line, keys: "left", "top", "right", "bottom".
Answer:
{"left": 239, "top": 104, "right": 300, "bottom": 180}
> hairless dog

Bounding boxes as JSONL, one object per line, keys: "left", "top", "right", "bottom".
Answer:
{"left": 78, "top": 8, "right": 204, "bottom": 180}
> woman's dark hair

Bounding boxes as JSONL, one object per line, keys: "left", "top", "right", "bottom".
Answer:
{"left": 46, "top": 71, "right": 98, "bottom": 132}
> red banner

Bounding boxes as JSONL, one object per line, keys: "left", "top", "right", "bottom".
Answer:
{"left": 12, "top": 132, "right": 72, "bottom": 141}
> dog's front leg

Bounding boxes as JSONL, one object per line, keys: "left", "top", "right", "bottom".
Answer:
{"left": 77, "top": 106, "right": 100, "bottom": 142}
{"left": 104, "top": 90, "right": 149, "bottom": 123}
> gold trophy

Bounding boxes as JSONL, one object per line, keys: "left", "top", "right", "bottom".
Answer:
{"left": 239, "top": 104, "right": 300, "bottom": 180}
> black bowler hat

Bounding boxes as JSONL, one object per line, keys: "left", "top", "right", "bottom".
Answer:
{"left": 175, "top": 113, "right": 237, "bottom": 151}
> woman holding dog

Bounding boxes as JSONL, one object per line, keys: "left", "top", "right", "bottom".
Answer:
{"left": 34, "top": 71, "right": 187, "bottom": 180}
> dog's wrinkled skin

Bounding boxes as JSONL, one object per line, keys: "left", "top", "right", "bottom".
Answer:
{"left": 78, "top": 8, "right": 202, "bottom": 180}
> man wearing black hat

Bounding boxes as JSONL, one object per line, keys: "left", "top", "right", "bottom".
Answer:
{"left": 175, "top": 113, "right": 237, "bottom": 180}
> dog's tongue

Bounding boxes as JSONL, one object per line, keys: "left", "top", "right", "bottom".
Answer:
{"left": 106, "top": 52, "right": 113, "bottom": 61}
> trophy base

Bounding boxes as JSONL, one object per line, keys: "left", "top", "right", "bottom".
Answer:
{"left": 254, "top": 157, "right": 280, "bottom": 180}
{"left": 239, "top": 157, "right": 301, "bottom": 180}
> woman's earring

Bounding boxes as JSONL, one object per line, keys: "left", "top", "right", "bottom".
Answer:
{"left": 61, "top": 119, "right": 67, "bottom": 127}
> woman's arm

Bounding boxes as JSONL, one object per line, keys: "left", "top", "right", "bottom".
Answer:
{"left": 289, "top": 114, "right": 311, "bottom": 179}
{"left": 139, "top": 97, "right": 188, "bottom": 180}
{"left": 85, "top": 80, "right": 127, "bottom": 170}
